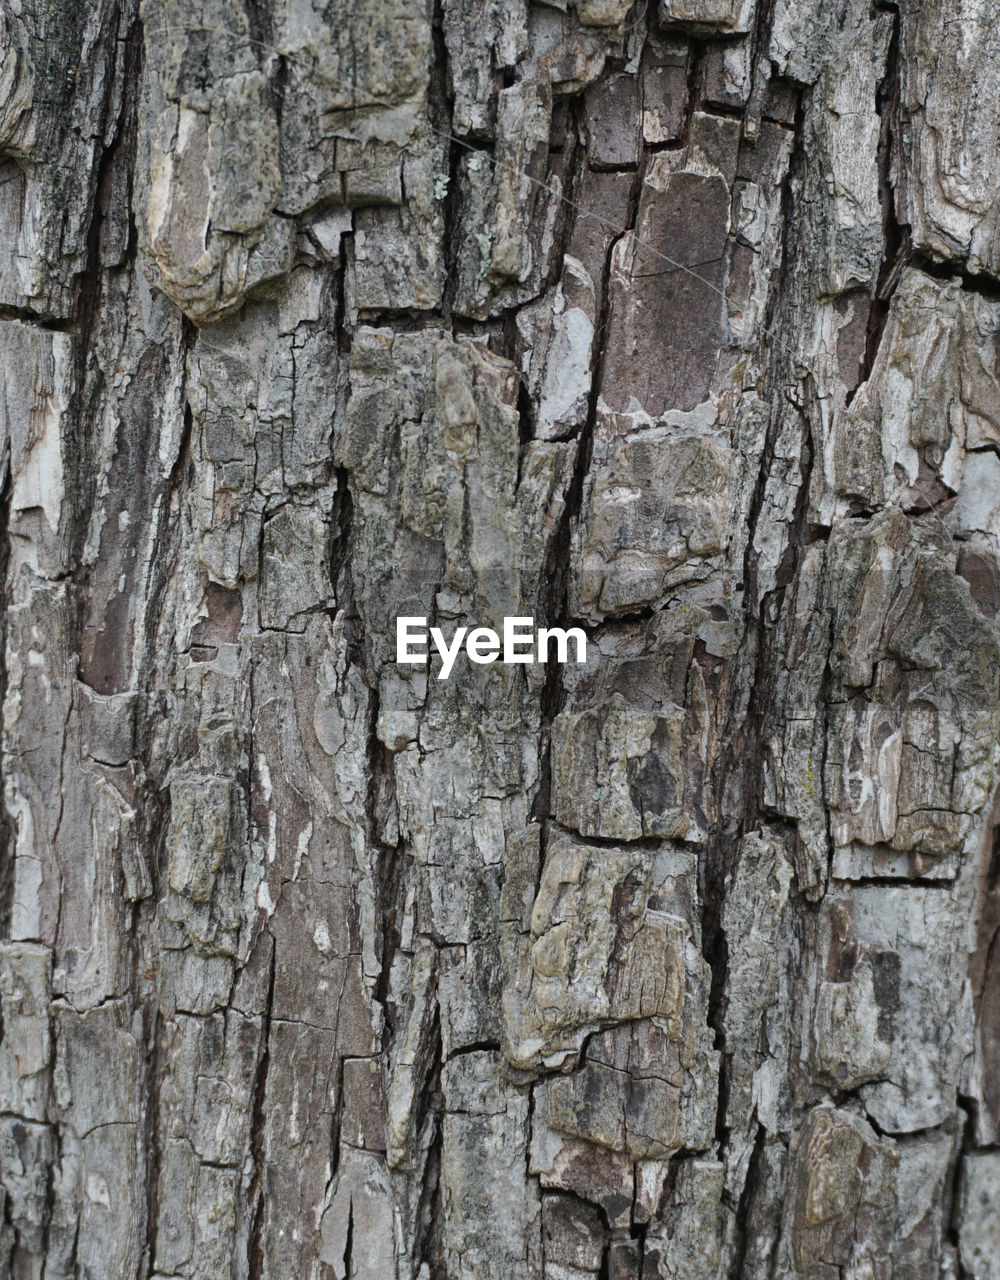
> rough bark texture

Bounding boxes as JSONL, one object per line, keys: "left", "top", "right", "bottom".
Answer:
{"left": 1, "top": 1, "right": 999, "bottom": 1277}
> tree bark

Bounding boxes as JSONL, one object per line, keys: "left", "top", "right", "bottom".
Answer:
{"left": 1, "top": 0, "right": 999, "bottom": 1276}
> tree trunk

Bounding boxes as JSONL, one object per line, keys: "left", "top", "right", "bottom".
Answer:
{"left": 1, "top": 0, "right": 999, "bottom": 1276}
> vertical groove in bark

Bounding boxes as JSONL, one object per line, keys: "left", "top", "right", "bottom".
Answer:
{"left": 0, "top": 468, "right": 11, "bottom": 939}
